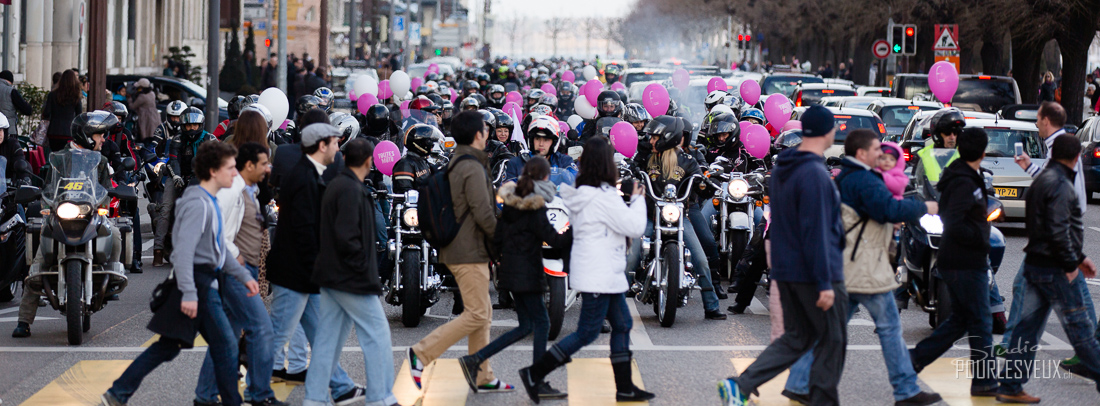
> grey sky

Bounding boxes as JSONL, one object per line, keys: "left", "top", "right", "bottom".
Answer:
{"left": 481, "top": 0, "right": 632, "bottom": 19}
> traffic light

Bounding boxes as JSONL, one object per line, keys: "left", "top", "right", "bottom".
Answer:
{"left": 891, "top": 25, "right": 904, "bottom": 54}
{"left": 434, "top": 48, "right": 442, "bottom": 56}
{"left": 903, "top": 25, "right": 917, "bottom": 55}
{"left": 264, "top": 38, "right": 272, "bottom": 48}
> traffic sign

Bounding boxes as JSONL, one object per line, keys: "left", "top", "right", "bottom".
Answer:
{"left": 394, "top": 16, "right": 405, "bottom": 33}
{"left": 935, "top": 55, "right": 960, "bottom": 72}
{"left": 872, "top": 40, "right": 890, "bottom": 59}
{"left": 934, "top": 24, "right": 959, "bottom": 51}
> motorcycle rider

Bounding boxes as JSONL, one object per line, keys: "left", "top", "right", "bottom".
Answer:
{"left": 152, "top": 107, "right": 216, "bottom": 267}
{"left": 705, "top": 90, "right": 729, "bottom": 112}
{"left": 460, "top": 97, "right": 481, "bottom": 112}
{"left": 214, "top": 95, "right": 255, "bottom": 140}
{"left": 580, "top": 91, "right": 623, "bottom": 140}
{"left": 487, "top": 85, "right": 506, "bottom": 109}
{"left": 525, "top": 89, "right": 546, "bottom": 113}
{"left": 741, "top": 108, "right": 766, "bottom": 126}
{"left": 503, "top": 116, "right": 577, "bottom": 186}
{"left": 623, "top": 103, "right": 652, "bottom": 133}
{"left": 603, "top": 65, "right": 622, "bottom": 86}
{"left": 151, "top": 100, "right": 189, "bottom": 156}
{"left": 392, "top": 123, "right": 445, "bottom": 194}
{"left": 314, "top": 87, "right": 335, "bottom": 113}
{"left": 363, "top": 104, "right": 395, "bottom": 144}
{"left": 556, "top": 82, "right": 576, "bottom": 117}
{"left": 912, "top": 108, "right": 964, "bottom": 197}
{"left": 491, "top": 108, "right": 524, "bottom": 155}
{"left": 284, "top": 95, "right": 324, "bottom": 144}
{"left": 103, "top": 102, "right": 145, "bottom": 274}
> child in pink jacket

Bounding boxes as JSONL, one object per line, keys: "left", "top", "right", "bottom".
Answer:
{"left": 879, "top": 142, "right": 907, "bottom": 200}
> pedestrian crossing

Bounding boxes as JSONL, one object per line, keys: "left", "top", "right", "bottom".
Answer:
{"left": 140, "top": 334, "right": 209, "bottom": 347}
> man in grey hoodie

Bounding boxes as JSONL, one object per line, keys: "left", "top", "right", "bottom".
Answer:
{"left": 102, "top": 142, "right": 259, "bottom": 406}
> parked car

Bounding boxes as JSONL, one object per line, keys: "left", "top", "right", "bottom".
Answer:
{"left": 1075, "top": 116, "right": 1100, "bottom": 202}
{"left": 106, "top": 75, "right": 229, "bottom": 123}
{"left": 760, "top": 73, "right": 822, "bottom": 97}
{"left": 621, "top": 68, "right": 673, "bottom": 89}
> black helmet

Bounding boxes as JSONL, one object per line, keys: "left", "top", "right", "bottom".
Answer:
{"left": 426, "top": 93, "right": 445, "bottom": 109}
{"left": 403, "top": 123, "right": 443, "bottom": 157}
{"left": 476, "top": 72, "right": 491, "bottom": 83}
{"left": 538, "top": 93, "right": 558, "bottom": 108}
{"left": 228, "top": 95, "right": 252, "bottom": 120}
{"left": 70, "top": 111, "right": 118, "bottom": 150}
{"left": 296, "top": 95, "right": 322, "bottom": 118}
{"left": 478, "top": 109, "right": 497, "bottom": 129}
{"left": 705, "top": 112, "right": 740, "bottom": 149}
{"left": 597, "top": 90, "right": 623, "bottom": 118}
{"left": 526, "top": 89, "right": 545, "bottom": 108}
{"left": 557, "top": 82, "right": 575, "bottom": 100}
{"left": 313, "top": 87, "right": 335, "bottom": 111}
{"left": 180, "top": 106, "right": 206, "bottom": 142}
{"left": 623, "top": 103, "right": 651, "bottom": 124}
{"left": 488, "top": 84, "right": 506, "bottom": 104}
{"left": 680, "top": 117, "right": 696, "bottom": 146}
{"left": 460, "top": 97, "right": 480, "bottom": 111}
{"left": 329, "top": 112, "right": 360, "bottom": 148}
{"left": 463, "top": 80, "right": 480, "bottom": 95}
{"left": 365, "top": 104, "right": 391, "bottom": 137}
{"left": 772, "top": 129, "right": 803, "bottom": 155}
{"left": 415, "top": 85, "right": 431, "bottom": 96}
{"left": 643, "top": 115, "right": 683, "bottom": 153}
{"left": 491, "top": 108, "right": 514, "bottom": 130}
{"left": 931, "top": 108, "right": 965, "bottom": 145}
{"left": 104, "top": 101, "right": 129, "bottom": 121}
{"left": 595, "top": 117, "right": 622, "bottom": 139}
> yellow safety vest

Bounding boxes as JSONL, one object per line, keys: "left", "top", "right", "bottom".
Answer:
{"left": 916, "top": 138, "right": 959, "bottom": 183}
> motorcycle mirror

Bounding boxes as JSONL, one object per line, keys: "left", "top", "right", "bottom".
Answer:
{"left": 14, "top": 185, "right": 41, "bottom": 204}
{"left": 109, "top": 185, "right": 139, "bottom": 202}
{"left": 122, "top": 157, "right": 136, "bottom": 170}
{"left": 826, "top": 157, "right": 842, "bottom": 166}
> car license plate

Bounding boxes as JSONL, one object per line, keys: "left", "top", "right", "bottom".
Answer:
{"left": 995, "top": 187, "right": 1018, "bottom": 198}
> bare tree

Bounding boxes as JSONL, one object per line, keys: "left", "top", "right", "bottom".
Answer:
{"left": 545, "top": 17, "right": 568, "bottom": 57}
{"left": 582, "top": 18, "right": 602, "bottom": 59}
{"left": 504, "top": 14, "right": 522, "bottom": 57}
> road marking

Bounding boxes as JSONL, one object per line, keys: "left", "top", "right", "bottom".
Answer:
{"left": 141, "top": 240, "right": 153, "bottom": 253}
{"left": 393, "top": 359, "right": 468, "bottom": 406}
{"left": 747, "top": 296, "right": 769, "bottom": 315}
{"left": 625, "top": 299, "right": 653, "bottom": 347}
{"left": 1089, "top": 227, "right": 1100, "bottom": 234}
{"left": 0, "top": 307, "right": 21, "bottom": 315}
{"left": 0, "top": 316, "right": 57, "bottom": 323}
{"left": 1042, "top": 332, "right": 1072, "bottom": 349}
{"left": 21, "top": 360, "right": 130, "bottom": 405}
{"left": 567, "top": 358, "right": 647, "bottom": 405}
{"left": 917, "top": 358, "right": 998, "bottom": 406}
{"left": 848, "top": 318, "right": 875, "bottom": 327}
{"left": 423, "top": 313, "right": 521, "bottom": 327}
{"left": 141, "top": 334, "right": 208, "bottom": 347}
{"left": 731, "top": 358, "right": 791, "bottom": 405}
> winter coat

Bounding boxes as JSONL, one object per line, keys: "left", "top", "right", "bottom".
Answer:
{"left": 312, "top": 168, "right": 382, "bottom": 295}
{"left": 438, "top": 145, "right": 498, "bottom": 264}
{"left": 1024, "top": 161, "right": 1085, "bottom": 273}
{"left": 768, "top": 148, "right": 844, "bottom": 291}
{"left": 266, "top": 155, "right": 327, "bottom": 293}
{"left": 879, "top": 142, "right": 908, "bottom": 200}
{"left": 560, "top": 182, "right": 646, "bottom": 294}
{"left": 936, "top": 159, "right": 991, "bottom": 271}
{"left": 493, "top": 182, "right": 573, "bottom": 293}
{"left": 132, "top": 90, "right": 159, "bottom": 141}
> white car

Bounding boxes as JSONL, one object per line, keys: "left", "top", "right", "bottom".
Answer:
{"left": 857, "top": 87, "right": 892, "bottom": 97}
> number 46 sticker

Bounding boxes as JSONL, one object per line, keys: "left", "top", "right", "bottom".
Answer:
{"left": 62, "top": 182, "right": 85, "bottom": 191}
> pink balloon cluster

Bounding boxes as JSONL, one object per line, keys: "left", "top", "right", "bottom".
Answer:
{"left": 743, "top": 124, "right": 771, "bottom": 159}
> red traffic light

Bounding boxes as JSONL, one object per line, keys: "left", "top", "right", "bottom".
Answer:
{"left": 737, "top": 35, "right": 743, "bottom": 41}
{"left": 905, "top": 27, "right": 914, "bottom": 36}
{"left": 745, "top": 35, "right": 751, "bottom": 41}
{"left": 264, "top": 38, "right": 272, "bottom": 47}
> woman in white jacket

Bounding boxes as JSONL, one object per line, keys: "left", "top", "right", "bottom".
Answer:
{"left": 518, "top": 136, "right": 654, "bottom": 403}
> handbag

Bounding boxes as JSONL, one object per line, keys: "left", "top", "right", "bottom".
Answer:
{"left": 30, "top": 120, "right": 49, "bottom": 146}
{"left": 149, "top": 271, "right": 178, "bottom": 312}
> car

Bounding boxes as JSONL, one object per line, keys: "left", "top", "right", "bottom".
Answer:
{"left": 791, "top": 83, "right": 857, "bottom": 107}
{"left": 819, "top": 96, "right": 882, "bottom": 110}
{"left": 800, "top": 107, "right": 887, "bottom": 158}
{"left": 968, "top": 118, "right": 1045, "bottom": 219}
{"left": 997, "top": 104, "right": 1040, "bottom": 123}
{"left": 823, "top": 78, "right": 856, "bottom": 88}
{"left": 890, "top": 73, "right": 929, "bottom": 100}
{"left": 680, "top": 77, "right": 740, "bottom": 123}
{"left": 896, "top": 109, "right": 998, "bottom": 160}
{"left": 867, "top": 98, "right": 944, "bottom": 140}
{"left": 331, "top": 68, "right": 380, "bottom": 109}
{"left": 621, "top": 67, "right": 673, "bottom": 89}
{"left": 858, "top": 87, "right": 892, "bottom": 97}
{"left": 1074, "top": 117, "right": 1100, "bottom": 201}
{"left": 760, "top": 73, "right": 823, "bottom": 97}
{"left": 953, "top": 75, "right": 1022, "bottom": 114}
{"left": 106, "top": 75, "right": 229, "bottom": 123}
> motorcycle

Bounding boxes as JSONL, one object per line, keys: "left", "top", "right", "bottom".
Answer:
{"left": 1, "top": 159, "right": 29, "bottom": 302}
{"left": 633, "top": 171, "right": 703, "bottom": 327}
{"left": 14, "top": 149, "right": 138, "bottom": 345}
{"left": 543, "top": 197, "right": 577, "bottom": 340}
{"left": 707, "top": 156, "right": 769, "bottom": 280}
{"left": 385, "top": 189, "right": 444, "bottom": 327}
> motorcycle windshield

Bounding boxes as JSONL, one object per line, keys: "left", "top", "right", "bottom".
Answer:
{"left": 400, "top": 110, "right": 443, "bottom": 134}
{"left": 43, "top": 149, "right": 107, "bottom": 208}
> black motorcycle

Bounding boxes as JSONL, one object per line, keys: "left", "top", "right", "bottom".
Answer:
{"left": 633, "top": 171, "right": 703, "bottom": 327}
{"left": 0, "top": 159, "right": 28, "bottom": 302}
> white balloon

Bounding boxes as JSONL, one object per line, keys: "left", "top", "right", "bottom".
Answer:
{"left": 567, "top": 114, "right": 584, "bottom": 130}
{"left": 390, "top": 70, "right": 412, "bottom": 100}
{"left": 257, "top": 88, "right": 289, "bottom": 130}
{"left": 583, "top": 65, "right": 599, "bottom": 81}
{"left": 353, "top": 75, "right": 379, "bottom": 97}
{"left": 574, "top": 96, "right": 597, "bottom": 119}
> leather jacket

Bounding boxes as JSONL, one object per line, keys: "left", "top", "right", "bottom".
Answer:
{"left": 635, "top": 148, "right": 706, "bottom": 206}
{"left": 1024, "top": 161, "right": 1086, "bottom": 272}
{"left": 392, "top": 153, "right": 436, "bottom": 194}
{"left": 150, "top": 122, "right": 179, "bottom": 157}
{"left": 168, "top": 131, "right": 218, "bottom": 180}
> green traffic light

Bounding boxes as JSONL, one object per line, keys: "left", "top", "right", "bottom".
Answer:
{"left": 435, "top": 49, "right": 442, "bottom": 56}
{"left": 893, "top": 44, "right": 901, "bottom": 53}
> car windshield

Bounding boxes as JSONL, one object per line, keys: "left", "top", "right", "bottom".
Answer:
{"left": 879, "top": 105, "right": 939, "bottom": 127}
{"left": 898, "top": 77, "right": 931, "bottom": 100}
{"left": 800, "top": 89, "right": 855, "bottom": 106}
{"left": 981, "top": 128, "right": 1044, "bottom": 158}
{"left": 832, "top": 115, "right": 878, "bottom": 144}
{"left": 176, "top": 78, "right": 229, "bottom": 109}
{"left": 44, "top": 149, "right": 107, "bottom": 207}
{"left": 623, "top": 71, "right": 671, "bottom": 88}
{"left": 954, "top": 79, "right": 1017, "bottom": 113}
{"left": 763, "top": 75, "right": 822, "bottom": 96}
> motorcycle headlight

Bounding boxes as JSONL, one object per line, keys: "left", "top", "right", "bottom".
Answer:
{"left": 403, "top": 208, "right": 419, "bottom": 227}
{"left": 728, "top": 179, "right": 749, "bottom": 199}
{"left": 56, "top": 202, "right": 87, "bottom": 220}
{"left": 660, "top": 205, "right": 681, "bottom": 223}
{"left": 919, "top": 214, "right": 943, "bottom": 235}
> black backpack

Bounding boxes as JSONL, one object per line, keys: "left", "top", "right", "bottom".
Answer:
{"left": 418, "top": 154, "right": 478, "bottom": 247}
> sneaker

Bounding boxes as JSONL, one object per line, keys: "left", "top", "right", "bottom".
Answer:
{"left": 895, "top": 391, "right": 942, "bottom": 406}
{"left": 995, "top": 390, "right": 1040, "bottom": 404}
{"left": 781, "top": 389, "right": 809, "bottom": 405}
{"left": 718, "top": 378, "right": 750, "bottom": 406}
{"left": 457, "top": 355, "right": 481, "bottom": 392}
{"left": 12, "top": 322, "right": 30, "bottom": 338}
{"left": 518, "top": 368, "right": 542, "bottom": 403}
{"left": 705, "top": 310, "right": 728, "bottom": 320}
{"left": 615, "top": 388, "right": 656, "bottom": 401}
{"left": 476, "top": 379, "right": 515, "bottom": 392}
{"left": 538, "top": 382, "right": 567, "bottom": 399}
{"left": 101, "top": 392, "right": 125, "bottom": 406}
{"left": 247, "top": 399, "right": 288, "bottom": 406}
{"left": 408, "top": 348, "right": 425, "bottom": 389}
{"left": 333, "top": 386, "right": 366, "bottom": 406}
{"left": 193, "top": 400, "right": 222, "bottom": 406}
{"left": 271, "top": 368, "right": 306, "bottom": 384}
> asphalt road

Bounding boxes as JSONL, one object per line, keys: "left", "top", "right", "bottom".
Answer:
{"left": 2, "top": 198, "right": 1100, "bottom": 406}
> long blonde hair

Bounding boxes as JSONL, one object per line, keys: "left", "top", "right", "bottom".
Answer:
{"left": 647, "top": 148, "right": 680, "bottom": 180}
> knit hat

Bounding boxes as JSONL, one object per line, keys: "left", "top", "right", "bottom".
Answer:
{"left": 800, "top": 106, "right": 835, "bottom": 138}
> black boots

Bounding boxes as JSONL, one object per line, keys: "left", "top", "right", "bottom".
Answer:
{"left": 519, "top": 348, "right": 570, "bottom": 403}
{"left": 612, "top": 352, "right": 655, "bottom": 402}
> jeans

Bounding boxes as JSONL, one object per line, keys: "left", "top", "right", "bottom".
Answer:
{"left": 553, "top": 293, "right": 632, "bottom": 358}
{"left": 626, "top": 219, "right": 720, "bottom": 312}
{"left": 109, "top": 282, "right": 241, "bottom": 405}
{"left": 268, "top": 284, "right": 356, "bottom": 398}
{"left": 196, "top": 264, "right": 275, "bottom": 403}
{"left": 785, "top": 291, "right": 921, "bottom": 401}
{"left": 304, "top": 289, "right": 397, "bottom": 406}
{"left": 472, "top": 292, "right": 550, "bottom": 364}
{"left": 688, "top": 206, "right": 719, "bottom": 261}
{"left": 274, "top": 326, "right": 309, "bottom": 373}
{"left": 1002, "top": 261, "right": 1099, "bottom": 347}
{"left": 1000, "top": 264, "right": 1100, "bottom": 394}
{"left": 736, "top": 282, "right": 848, "bottom": 406}
{"left": 910, "top": 269, "right": 997, "bottom": 390}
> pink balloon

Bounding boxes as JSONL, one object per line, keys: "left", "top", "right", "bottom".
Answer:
{"left": 610, "top": 121, "right": 639, "bottom": 157}
{"left": 584, "top": 79, "right": 603, "bottom": 106}
{"left": 743, "top": 124, "right": 771, "bottom": 159}
{"left": 610, "top": 82, "right": 626, "bottom": 92}
{"left": 410, "top": 77, "right": 423, "bottom": 92}
{"left": 503, "top": 102, "right": 523, "bottom": 119}
{"left": 562, "top": 70, "right": 575, "bottom": 83}
{"left": 541, "top": 83, "right": 557, "bottom": 96}
{"left": 377, "top": 80, "right": 393, "bottom": 100}
{"left": 928, "top": 61, "right": 959, "bottom": 104}
{"left": 400, "top": 101, "right": 411, "bottom": 119}
{"left": 279, "top": 119, "right": 289, "bottom": 130}
{"left": 707, "top": 77, "right": 728, "bottom": 93}
{"left": 672, "top": 68, "right": 690, "bottom": 91}
{"left": 506, "top": 91, "right": 523, "bottom": 105}
{"left": 739, "top": 79, "right": 761, "bottom": 106}
{"left": 642, "top": 83, "right": 670, "bottom": 118}
{"left": 449, "top": 88, "right": 458, "bottom": 104}
{"left": 522, "top": 85, "right": 531, "bottom": 92}
{"left": 373, "top": 140, "right": 401, "bottom": 176}
{"left": 558, "top": 120, "right": 570, "bottom": 133}
{"left": 763, "top": 94, "right": 793, "bottom": 130}
{"left": 426, "top": 63, "right": 440, "bottom": 76}
{"left": 739, "top": 121, "right": 752, "bottom": 136}
{"left": 781, "top": 120, "right": 802, "bottom": 132}
{"left": 357, "top": 93, "right": 379, "bottom": 114}
{"left": 349, "top": 90, "right": 358, "bottom": 101}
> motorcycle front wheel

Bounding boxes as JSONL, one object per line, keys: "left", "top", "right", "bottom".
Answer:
{"left": 65, "top": 260, "right": 84, "bottom": 345}
{"left": 655, "top": 244, "right": 680, "bottom": 328}
{"left": 400, "top": 250, "right": 424, "bottom": 328}
{"left": 547, "top": 276, "right": 566, "bottom": 340}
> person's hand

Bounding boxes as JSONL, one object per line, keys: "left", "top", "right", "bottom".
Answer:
{"left": 1080, "top": 258, "right": 1097, "bottom": 279}
{"left": 925, "top": 201, "right": 939, "bottom": 215}
{"left": 632, "top": 182, "right": 643, "bottom": 196}
{"left": 245, "top": 281, "right": 261, "bottom": 297}
{"left": 181, "top": 301, "right": 198, "bottom": 319}
{"left": 1068, "top": 269, "right": 1080, "bottom": 282}
{"left": 237, "top": 255, "right": 245, "bottom": 265}
{"left": 817, "top": 289, "right": 835, "bottom": 311}
{"left": 1015, "top": 154, "right": 1032, "bottom": 170}
{"left": 172, "top": 175, "right": 184, "bottom": 189}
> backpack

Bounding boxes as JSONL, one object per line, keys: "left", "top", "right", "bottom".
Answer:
{"left": 418, "top": 154, "right": 478, "bottom": 247}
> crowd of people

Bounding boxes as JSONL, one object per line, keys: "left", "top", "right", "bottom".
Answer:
{"left": 1, "top": 56, "right": 1100, "bottom": 406}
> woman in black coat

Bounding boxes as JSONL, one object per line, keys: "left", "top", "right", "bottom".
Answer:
{"left": 457, "top": 157, "right": 572, "bottom": 398}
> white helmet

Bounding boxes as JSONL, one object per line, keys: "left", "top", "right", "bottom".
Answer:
{"left": 244, "top": 104, "right": 274, "bottom": 131}
{"left": 710, "top": 104, "right": 734, "bottom": 116}
{"left": 705, "top": 90, "right": 728, "bottom": 111}
{"left": 0, "top": 112, "right": 8, "bottom": 130}
{"left": 329, "top": 112, "right": 361, "bottom": 149}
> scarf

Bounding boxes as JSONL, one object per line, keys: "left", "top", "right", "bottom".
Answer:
{"left": 533, "top": 179, "right": 557, "bottom": 203}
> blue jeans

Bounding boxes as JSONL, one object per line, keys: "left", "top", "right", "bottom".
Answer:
{"left": 1000, "top": 264, "right": 1100, "bottom": 394}
{"left": 268, "top": 284, "right": 356, "bottom": 398}
{"left": 1002, "top": 261, "right": 1099, "bottom": 347}
{"left": 909, "top": 269, "right": 997, "bottom": 390}
{"left": 109, "top": 282, "right": 241, "bottom": 405}
{"left": 274, "top": 326, "right": 310, "bottom": 373}
{"left": 553, "top": 293, "right": 632, "bottom": 359}
{"left": 473, "top": 292, "right": 549, "bottom": 364}
{"left": 626, "top": 219, "right": 720, "bottom": 312}
{"left": 688, "top": 206, "right": 719, "bottom": 261}
{"left": 196, "top": 264, "right": 275, "bottom": 403}
{"left": 304, "top": 289, "right": 397, "bottom": 406}
{"left": 785, "top": 292, "right": 921, "bottom": 401}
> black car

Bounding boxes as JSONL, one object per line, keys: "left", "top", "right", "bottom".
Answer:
{"left": 1075, "top": 117, "right": 1100, "bottom": 202}
{"left": 106, "top": 75, "right": 229, "bottom": 123}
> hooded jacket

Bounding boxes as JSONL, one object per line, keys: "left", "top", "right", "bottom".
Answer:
{"left": 935, "top": 158, "right": 991, "bottom": 270}
{"left": 171, "top": 185, "right": 254, "bottom": 302}
{"left": 879, "top": 142, "right": 908, "bottom": 200}
{"left": 560, "top": 182, "right": 646, "bottom": 294}
{"left": 768, "top": 148, "right": 845, "bottom": 291}
{"left": 493, "top": 182, "right": 573, "bottom": 293}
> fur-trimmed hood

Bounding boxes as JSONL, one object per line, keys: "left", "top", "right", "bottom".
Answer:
{"left": 498, "top": 182, "right": 547, "bottom": 211}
